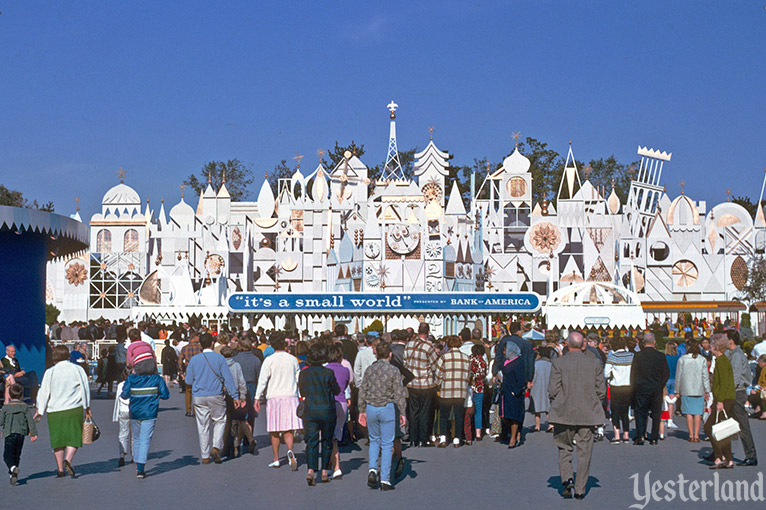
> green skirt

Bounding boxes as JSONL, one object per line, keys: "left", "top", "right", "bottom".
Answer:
{"left": 48, "top": 407, "right": 84, "bottom": 449}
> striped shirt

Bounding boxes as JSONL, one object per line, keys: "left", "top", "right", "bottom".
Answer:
{"left": 404, "top": 337, "right": 438, "bottom": 390}
{"left": 436, "top": 349, "right": 471, "bottom": 400}
{"left": 604, "top": 349, "right": 634, "bottom": 387}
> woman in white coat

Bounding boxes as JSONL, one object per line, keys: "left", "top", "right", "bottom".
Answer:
{"left": 674, "top": 340, "right": 710, "bottom": 442}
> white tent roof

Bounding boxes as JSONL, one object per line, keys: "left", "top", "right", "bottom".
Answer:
{"left": 544, "top": 281, "right": 644, "bottom": 329}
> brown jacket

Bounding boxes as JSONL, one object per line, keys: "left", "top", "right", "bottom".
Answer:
{"left": 548, "top": 349, "right": 606, "bottom": 426}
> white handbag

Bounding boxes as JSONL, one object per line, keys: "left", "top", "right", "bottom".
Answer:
{"left": 711, "top": 410, "right": 740, "bottom": 442}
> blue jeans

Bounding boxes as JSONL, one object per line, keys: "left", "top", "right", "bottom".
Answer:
{"left": 367, "top": 403, "right": 395, "bottom": 484}
{"left": 131, "top": 419, "right": 156, "bottom": 465}
{"left": 472, "top": 392, "right": 484, "bottom": 430}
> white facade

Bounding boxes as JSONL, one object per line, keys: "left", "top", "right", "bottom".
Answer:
{"left": 46, "top": 107, "right": 766, "bottom": 331}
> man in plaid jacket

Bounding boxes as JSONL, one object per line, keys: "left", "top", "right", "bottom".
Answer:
{"left": 404, "top": 323, "right": 438, "bottom": 447}
{"left": 435, "top": 336, "right": 471, "bottom": 447}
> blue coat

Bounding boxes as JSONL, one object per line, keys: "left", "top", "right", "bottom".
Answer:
{"left": 121, "top": 373, "right": 170, "bottom": 420}
{"left": 500, "top": 357, "right": 526, "bottom": 422}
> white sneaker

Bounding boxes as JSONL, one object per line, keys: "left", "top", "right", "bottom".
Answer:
{"left": 430, "top": 435, "right": 437, "bottom": 444}
{"left": 332, "top": 469, "right": 343, "bottom": 479}
{"left": 453, "top": 437, "right": 460, "bottom": 446}
{"left": 268, "top": 460, "right": 280, "bottom": 468}
{"left": 667, "top": 420, "right": 678, "bottom": 429}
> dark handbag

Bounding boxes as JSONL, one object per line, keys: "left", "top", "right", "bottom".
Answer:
{"left": 296, "top": 398, "right": 306, "bottom": 419}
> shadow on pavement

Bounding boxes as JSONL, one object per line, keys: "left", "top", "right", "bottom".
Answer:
{"left": 547, "top": 475, "right": 601, "bottom": 497}
{"left": 148, "top": 455, "right": 199, "bottom": 476}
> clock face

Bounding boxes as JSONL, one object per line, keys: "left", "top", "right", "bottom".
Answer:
{"left": 364, "top": 242, "right": 381, "bottom": 259}
{"left": 422, "top": 182, "right": 443, "bottom": 204}
{"left": 506, "top": 176, "right": 527, "bottom": 198}
{"left": 386, "top": 223, "right": 420, "bottom": 255}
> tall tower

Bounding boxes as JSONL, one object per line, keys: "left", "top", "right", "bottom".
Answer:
{"left": 381, "top": 101, "right": 405, "bottom": 181}
{"left": 626, "top": 146, "right": 672, "bottom": 236}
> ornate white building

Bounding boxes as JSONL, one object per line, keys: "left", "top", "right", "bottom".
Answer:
{"left": 46, "top": 104, "right": 765, "bottom": 332}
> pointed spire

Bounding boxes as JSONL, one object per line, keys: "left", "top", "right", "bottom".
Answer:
{"left": 445, "top": 181, "right": 467, "bottom": 215}
{"left": 382, "top": 101, "right": 404, "bottom": 181}
{"left": 557, "top": 144, "right": 582, "bottom": 200}
{"left": 158, "top": 199, "right": 167, "bottom": 225}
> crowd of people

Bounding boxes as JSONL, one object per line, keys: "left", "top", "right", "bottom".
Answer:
{"left": 2, "top": 318, "right": 765, "bottom": 497}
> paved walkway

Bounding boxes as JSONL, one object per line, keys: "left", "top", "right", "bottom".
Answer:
{"left": 4, "top": 387, "right": 764, "bottom": 509}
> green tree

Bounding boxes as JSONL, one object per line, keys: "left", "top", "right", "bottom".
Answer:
{"left": 446, "top": 157, "right": 494, "bottom": 203}
{"left": 732, "top": 195, "right": 757, "bottom": 217}
{"left": 325, "top": 141, "right": 368, "bottom": 169}
{"left": 267, "top": 159, "right": 294, "bottom": 197}
{"left": 183, "top": 159, "right": 254, "bottom": 201}
{"left": 513, "top": 137, "right": 564, "bottom": 206}
{"left": 585, "top": 155, "right": 640, "bottom": 204}
{"left": 741, "top": 255, "right": 766, "bottom": 303}
{"left": 45, "top": 303, "right": 60, "bottom": 326}
{"left": 0, "top": 184, "right": 54, "bottom": 211}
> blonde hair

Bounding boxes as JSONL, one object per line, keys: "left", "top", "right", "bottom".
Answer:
{"left": 710, "top": 333, "right": 729, "bottom": 354}
{"left": 665, "top": 342, "right": 677, "bottom": 356}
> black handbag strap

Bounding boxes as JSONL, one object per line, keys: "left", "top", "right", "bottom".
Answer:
{"left": 201, "top": 353, "right": 227, "bottom": 395}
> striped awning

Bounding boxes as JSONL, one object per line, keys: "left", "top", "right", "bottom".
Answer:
{"left": 641, "top": 301, "right": 747, "bottom": 313}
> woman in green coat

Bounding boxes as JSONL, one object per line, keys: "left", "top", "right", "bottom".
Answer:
{"left": 703, "top": 334, "right": 736, "bottom": 469}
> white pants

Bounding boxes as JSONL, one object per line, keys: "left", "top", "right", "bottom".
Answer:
{"left": 118, "top": 411, "right": 132, "bottom": 458}
{"left": 193, "top": 395, "right": 227, "bottom": 459}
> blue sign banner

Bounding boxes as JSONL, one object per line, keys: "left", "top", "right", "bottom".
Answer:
{"left": 227, "top": 292, "right": 541, "bottom": 314}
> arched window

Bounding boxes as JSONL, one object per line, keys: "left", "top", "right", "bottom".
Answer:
{"left": 124, "top": 229, "right": 139, "bottom": 252}
{"left": 96, "top": 229, "right": 112, "bottom": 253}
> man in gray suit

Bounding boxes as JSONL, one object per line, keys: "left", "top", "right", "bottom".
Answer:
{"left": 548, "top": 331, "right": 606, "bottom": 500}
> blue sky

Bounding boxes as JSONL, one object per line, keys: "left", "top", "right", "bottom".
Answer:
{"left": 1, "top": 1, "right": 765, "bottom": 217}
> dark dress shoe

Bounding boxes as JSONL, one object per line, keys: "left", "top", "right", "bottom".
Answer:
{"left": 574, "top": 494, "right": 585, "bottom": 500}
{"left": 649, "top": 439, "right": 658, "bottom": 445}
{"left": 737, "top": 459, "right": 758, "bottom": 467}
{"left": 634, "top": 439, "right": 645, "bottom": 446}
{"left": 380, "top": 482, "right": 395, "bottom": 491}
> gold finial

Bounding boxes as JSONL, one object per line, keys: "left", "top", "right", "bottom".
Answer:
{"left": 208, "top": 171, "right": 212, "bottom": 184}
{"left": 726, "top": 188, "right": 732, "bottom": 202}
{"left": 117, "top": 166, "right": 126, "bottom": 183}
{"left": 628, "top": 164, "right": 636, "bottom": 180}
{"left": 679, "top": 180, "right": 686, "bottom": 195}
{"left": 486, "top": 162, "right": 491, "bottom": 173}
{"left": 222, "top": 170, "right": 226, "bottom": 184}
{"left": 583, "top": 164, "right": 592, "bottom": 180}
{"left": 264, "top": 170, "right": 269, "bottom": 180}
{"left": 293, "top": 152, "right": 304, "bottom": 169}
{"left": 511, "top": 131, "right": 521, "bottom": 147}
{"left": 428, "top": 126, "right": 434, "bottom": 140}
{"left": 75, "top": 197, "right": 80, "bottom": 211}
{"left": 569, "top": 139, "right": 572, "bottom": 146}
{"left": 611, "top": 177, "right": 615, "bottom": 190}
{"left": 316, "top": 148, "right": 326, "bottom": 161}
{"left": 179, "top": 184, "right": 185, "bottom": 198}
{"left": 161, "top": 197, "right": 164, "bottom": 203}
